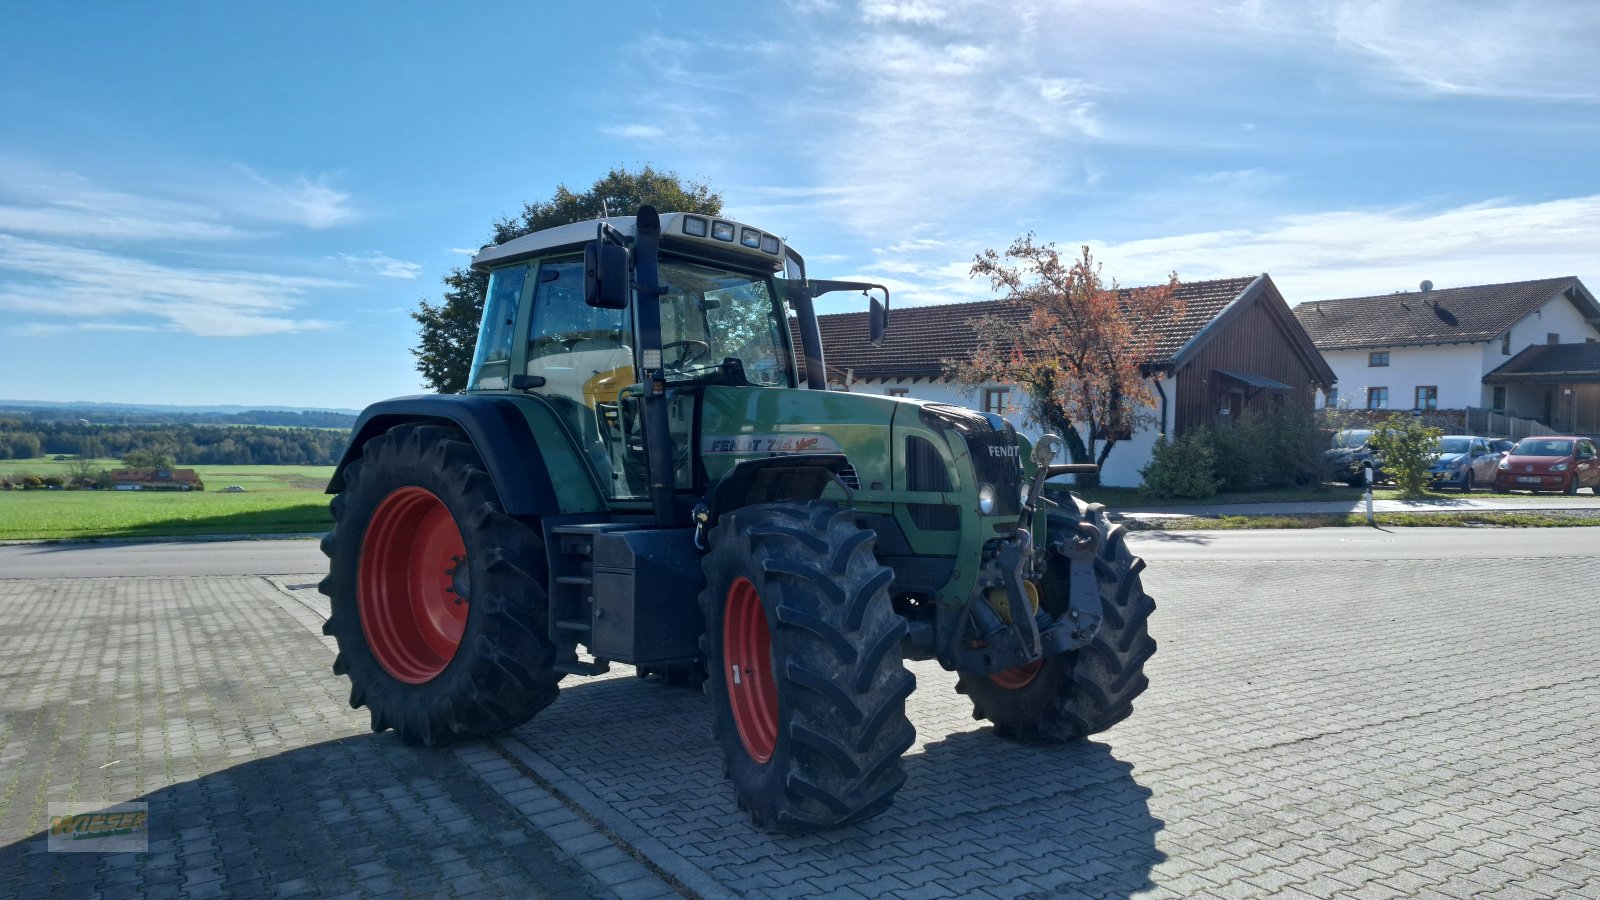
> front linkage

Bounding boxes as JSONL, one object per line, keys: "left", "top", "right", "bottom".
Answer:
{"left": 948, "top": 434, "right": 1104, "bottom": 677}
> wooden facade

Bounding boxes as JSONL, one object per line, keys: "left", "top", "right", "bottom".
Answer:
{"left": 1168, "top": 280, "right": 1333, "bottom": 434}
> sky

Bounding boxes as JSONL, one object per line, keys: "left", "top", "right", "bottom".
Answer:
{"left": 1, "top": 0, "right": 1597, "bottom": 410}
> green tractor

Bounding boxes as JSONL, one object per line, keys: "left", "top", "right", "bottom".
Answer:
{"left": 320, "top": 206, "right": 1155, "bottom": 831}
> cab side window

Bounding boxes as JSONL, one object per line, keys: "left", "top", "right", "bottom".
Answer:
{"left": 469, "top": 265, "right": 529, "bottom": 390}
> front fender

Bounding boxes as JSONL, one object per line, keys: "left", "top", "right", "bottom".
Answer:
{"left": 329, "top": 394, "right": 564, "bottom": 517}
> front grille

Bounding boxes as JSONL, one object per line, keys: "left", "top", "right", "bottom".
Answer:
{"left": 963, "top": 423, "right": 1023, "bottom": 517}
{"left": 918, "top": 405, "right": 1023, "bottom": 517}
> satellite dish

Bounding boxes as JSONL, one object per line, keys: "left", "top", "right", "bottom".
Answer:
{"left": 1420, "top": 279, "right": 1433, "bottom": 293}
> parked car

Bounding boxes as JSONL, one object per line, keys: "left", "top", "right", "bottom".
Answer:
{"left": 1492, "top": 436, "right": 1600, "bottom": 495}
{"left": 1427, "top": 435, "right": 1501, "bottom": 492}
{"left": 1325, "top": 429, "right": 1383, "bottom": 486}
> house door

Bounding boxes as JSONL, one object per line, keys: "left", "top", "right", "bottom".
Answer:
{"left": 1542, "top": 391, "right": 1554, "bottom": 426}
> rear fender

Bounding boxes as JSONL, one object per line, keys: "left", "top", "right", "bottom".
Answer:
{"left": 328, "top": 394, "right": 561, "bottom": 517}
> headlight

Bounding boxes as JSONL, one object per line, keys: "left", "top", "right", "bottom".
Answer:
{"left": 978, "top": 483, "right": 997, "bottom": 514}
{"left": 1551, "top": 462, "right": 1569, "bottom": 472}
{"left": 1498, "top": 459, "right": 1510, "bottom": 470}
{"left": 1019, "top": 483, "right": 1030, "bottom": 507}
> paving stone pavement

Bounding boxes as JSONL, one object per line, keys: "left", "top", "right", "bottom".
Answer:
{"left": 5, "top": 551, "right": 1600, "bottom": 899}
{"left": 0, "top": 576, "right": 622, "bottom": 899}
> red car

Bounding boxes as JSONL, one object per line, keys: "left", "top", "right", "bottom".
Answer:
{"left": 1493, "top": 436, "right": 1600, "bottom": 495}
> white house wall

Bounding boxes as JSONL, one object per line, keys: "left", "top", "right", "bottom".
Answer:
{"left": 848, "top": 376, "right": 1172, "bottom": 488}
{"left": 1479, "top": 296, "right": 1600, "bottom": 393}
{"left": 1321, "top": 344, "right": 1485, "bottom": 410}
{"left": 1316, "top": 292, "right": 1600, "bottom": 413}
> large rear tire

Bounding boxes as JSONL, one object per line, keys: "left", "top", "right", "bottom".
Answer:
{"left": 956, "top": 498, "right": 1156, "bottom": 741}
{"left": 319, "top": 423, "right": 561, "bottom": 745}
{"left": 699, "top": 501, "right": 915, "bottom": 831}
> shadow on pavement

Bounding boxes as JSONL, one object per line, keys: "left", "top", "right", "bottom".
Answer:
{"left": 516, "top": 669, "right": 1162, "bottom": 898}
{"left": 0, "top": 734, "right": 591, "bottom": 899}
{"left": 1125, "top": 529, "right": 1213, "bottom": 544}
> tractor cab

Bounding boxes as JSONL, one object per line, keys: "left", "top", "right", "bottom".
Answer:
{"left": 465, "top": 211, "right": 886, "bottom": 509}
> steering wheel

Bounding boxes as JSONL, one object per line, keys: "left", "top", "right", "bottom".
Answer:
{"left": 661, "top": 340, "right": 711, "bottom": 369}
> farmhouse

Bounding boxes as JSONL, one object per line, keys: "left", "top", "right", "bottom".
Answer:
{"left": 110, "top": 468, "right": 204, "bottom": 491}
{"left": 1293, "top": 277, "right": 1600, "bottom": 436}
{"left": 811, "top": 275, "right": 1334, "bottom": 486}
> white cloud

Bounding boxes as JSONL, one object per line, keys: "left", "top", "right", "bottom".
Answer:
{"left": 836, "top": 194, "right": 1600, "bottom": 311}
{"left": 233, "top": 168, "right": 355, "bottom": 229}
{"left": 1091, "top": 195, "right": 1600, "bottom": 300}
{"left": 0, "top": 158, "right": 355, "bottom": 241}
{"left": 338, "top": 251, "right": 423, "bottom": 279}
{"left": 1328, "top": 1, "right": 1600, "bottom": 100}
{"left": 602, "top": 123, "right": 666, "bottom": 140}
{"left": 0, "top": 235, "right": 339, "bottom": 336}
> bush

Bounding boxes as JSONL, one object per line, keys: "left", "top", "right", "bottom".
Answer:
{"left": 1367, "top": 414, "right": 1443, "bottom": 498}
{"left": 1139, "top": 431, "right": 1222, "bottom": 499}
{"left": 1205, "top": 407, "right": 1326, "bottom": 492}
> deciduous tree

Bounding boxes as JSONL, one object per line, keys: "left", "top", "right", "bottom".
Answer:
{"left": 411, "top": 166, "right": 724, "bottom": 392}
{"left": 954, "top": 239, "right": 1181, "bottom": 485}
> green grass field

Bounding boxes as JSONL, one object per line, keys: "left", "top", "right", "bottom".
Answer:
{"left": 0, "top": 462, "right": 333, "bottom": 540}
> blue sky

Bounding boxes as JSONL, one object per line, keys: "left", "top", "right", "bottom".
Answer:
{"left": 2, "top": 1, "right": 1596, "bottom": 409}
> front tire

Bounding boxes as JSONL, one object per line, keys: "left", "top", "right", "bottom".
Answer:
{"left": 699, "top": 502, "right": 915, "bottom": 831}
{"left": 319, "top": 424, "right": 561, "bottom": 745}
{"left": 956, "top": 499, "right": 1156, "bottom": 741}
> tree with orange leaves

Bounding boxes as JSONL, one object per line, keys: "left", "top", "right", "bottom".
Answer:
{"left": 952, "top": 237, "right": 1181, "bottom": 485}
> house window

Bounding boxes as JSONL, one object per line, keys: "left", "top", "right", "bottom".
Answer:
{"left": 1547, "top": 332, "right": 1560, "bottom": 345}
{"left": 1492, "top": 386, "right": 1506, "bottom": 410}
{"left": 1367, "top": 387, "right": 1388, "bottom": 409}
{"left": 1588, "top": 337, "right": 1598, "bottom": 344}
{"left": 1501, "top": 333, "right": 1511, "bottom": 355}
{"left": 886, "top": 388, "right": 909, "bottom": 398}
{"left": 1325, "top": 388, "right": 1339, "bottom": 408}
{"left": 981, "top": 388, "right": 1009, "bottom": 414}
{"left": 1368, "top": 351, "right": 1389, "bottom": 367}
{"left": 1415, "top": 386, "right": 1438, "bottom": 410}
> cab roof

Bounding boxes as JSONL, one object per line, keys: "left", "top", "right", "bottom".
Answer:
{"left": 470, "top": 213, "right": 788, "bottom": 273}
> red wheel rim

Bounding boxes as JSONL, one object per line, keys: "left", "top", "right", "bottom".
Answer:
{"left": 358, "top": 486, "right": 469, "bottom": 684}
{"left": 990, "top": 659, "right": 1042, "bottom": 690}
{"left": 723, "top": 577, "right": 778, "bottom": 763}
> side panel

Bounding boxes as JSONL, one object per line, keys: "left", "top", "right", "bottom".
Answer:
{"left": 327, "top": 394, "right": 607, "bottom": 517}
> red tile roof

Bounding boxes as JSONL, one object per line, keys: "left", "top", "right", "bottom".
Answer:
{"left": 1292, "top": 277, "right": 1596, "bottom": 350}
{"left": 808, "top": 275, "right": 1262, "bottom": 380}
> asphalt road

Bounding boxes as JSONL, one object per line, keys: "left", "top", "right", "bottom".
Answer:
{"left": 1125, "top": 524, "right": 1600, "bottom": 561}
{"left": 3, "top": 525, "right": 1598, "bottom": 579}
{"left": 0, "top": 538, "right": 326, "bottom": 578}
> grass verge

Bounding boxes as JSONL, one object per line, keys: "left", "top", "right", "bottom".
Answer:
{"left": 0, "top": 492, "right": 331, "bottom": 540}
{"left": 0, "top": 465, "right": 334, "bottom": 540}
{"left": 1124, "top": 509, "right": 1600, "bottom": 530}
{"left": 1050, "top": 482, "right": 1453, "bottom": 507}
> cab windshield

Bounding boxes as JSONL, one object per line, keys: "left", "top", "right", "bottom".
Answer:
{"left": 657, "top": 259, "right": 792, "bottom": 387}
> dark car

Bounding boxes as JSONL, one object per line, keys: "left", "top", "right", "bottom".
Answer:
{"left": 1325, "top": 429, "right": 1383, "bottom": 486}
{"left": 1427, "top": 435, "right": 1501, "bottom": 493}
{"left": 1492, "top": 436, "right": 1600, "bottom": 495}
{"left": 1488, "top": 438, "right": 1517, "bottom": 455}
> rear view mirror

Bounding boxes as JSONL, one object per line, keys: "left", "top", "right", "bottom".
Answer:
{"left": 869, "top": 296, "right": 888, "bottom": 347}
{"left": 584, "top": 242, "right": 629, "bottom": 309}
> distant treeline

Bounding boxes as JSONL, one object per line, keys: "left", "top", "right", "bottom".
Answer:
{"left": 0, "top": 406, "right": 358, "bottom": 429}
{"left": 0, "top": 420, "right": 348, "bottom": 465}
